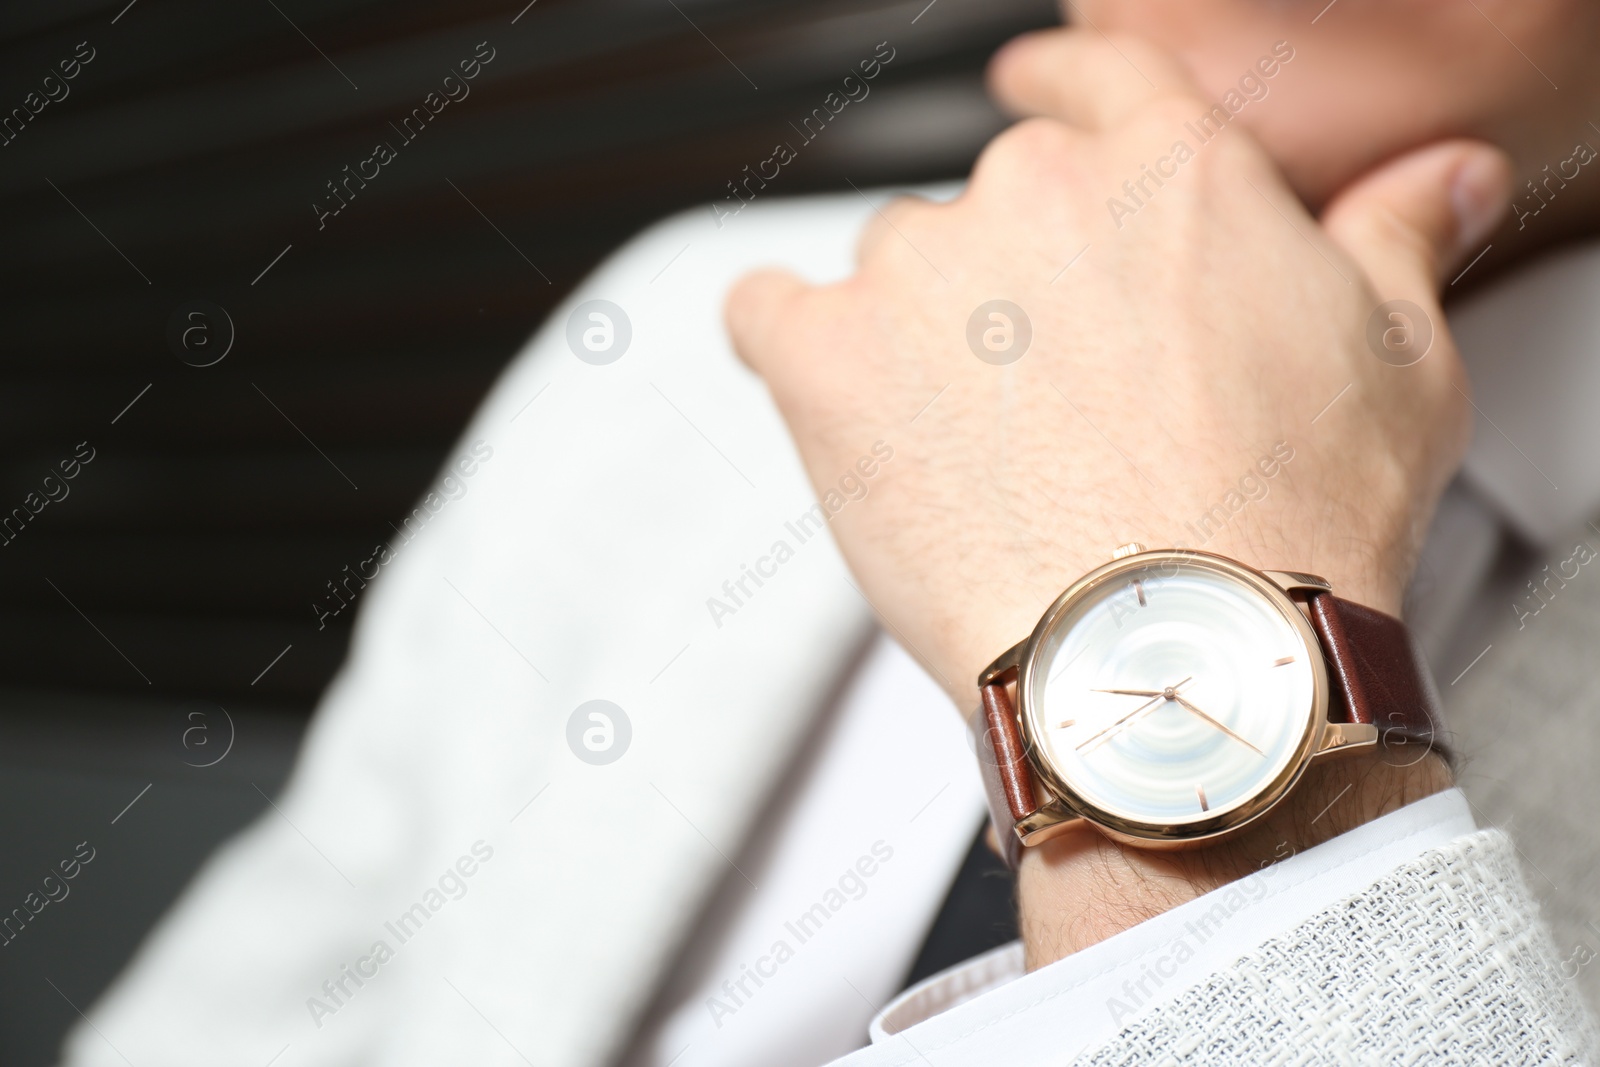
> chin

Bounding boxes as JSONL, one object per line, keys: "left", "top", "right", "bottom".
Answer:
{"left": 1224, "top": 95, "right": 1464, "bottom": 211}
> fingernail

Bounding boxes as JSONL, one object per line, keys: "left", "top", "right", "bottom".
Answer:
{"left": 1451, "top": 149, "right": 1512, "bottom": 256}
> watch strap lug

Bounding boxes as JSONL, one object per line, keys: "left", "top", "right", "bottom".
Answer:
{"left": 978, "top": 639, "right": 1026, "bottom": 688}
{"left": 1316, "top": 720, "right": 1379, "bottom": 756}
{"left": 1262, "top": 569, "right": 1333, "bottom": 596}
{"left": 1016, "top": 799, "right": 1086, "bottom": 847}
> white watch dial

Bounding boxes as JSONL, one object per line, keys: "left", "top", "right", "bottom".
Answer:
{"left": 1029, "top": 558, "right": 1316, "bottom": 827}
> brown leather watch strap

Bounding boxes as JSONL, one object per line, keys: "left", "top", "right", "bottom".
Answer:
{"left": 1305, "top": 590, "right": 1451, "bottom": 766}
{"left": 968, "top": 681, "right": 1036, "bottom": 870}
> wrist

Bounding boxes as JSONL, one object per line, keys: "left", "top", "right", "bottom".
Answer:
{"left": 1015, "top": 748, "right": 1452, "bottom": 970}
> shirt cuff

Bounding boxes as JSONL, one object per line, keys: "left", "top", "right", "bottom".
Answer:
{"left": 849, "top": 788, "right": 1476, "bottom": 1063}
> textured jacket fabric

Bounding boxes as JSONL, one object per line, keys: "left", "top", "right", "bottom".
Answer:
{"left": 1074, "top": 831, "right": 1598, "bottom": 1065}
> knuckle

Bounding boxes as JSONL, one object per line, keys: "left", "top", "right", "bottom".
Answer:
{"left": 1207, "top": 127, "right": 1271, "bottom": 176}
{"left": 974, "top": 117, "right": 1078, "bottom": 186}
{"left": 1135, "top": 92, "right": 1203, "bottom": 132}
{"left": 1098, "top": 31, "right": 1177, "bottom": 77}
{"left": 877, "top": 195, "right": 931, "bottom": 230}
{"left": 854, "top": 195, "right": 939, "bottom": 264}
{"left": 1122, "top": 93, "right": 1266, "bottom": 181}
{"left": 727, "top": 272, "right": 804, "bottom": 345}
{"left": 724, "top": 272, "right": 770, "bottom": 320}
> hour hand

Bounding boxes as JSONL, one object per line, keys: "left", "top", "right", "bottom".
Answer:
{"left": 1091, "top": 678, "right": 1196, "bottom": 700}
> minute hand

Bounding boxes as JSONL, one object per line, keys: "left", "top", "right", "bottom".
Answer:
{"left": 1173, "top": 695, "right": 1264, "bottom": 756}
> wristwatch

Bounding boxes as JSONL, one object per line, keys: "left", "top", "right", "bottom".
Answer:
{"left": 970, "top": 544, "right": 1448, "bottom": 869}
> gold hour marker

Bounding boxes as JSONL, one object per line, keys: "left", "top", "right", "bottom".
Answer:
{"left": 1134, "top": 580, "right": 1147, "bottom": 607}
{"left": 1058, "top": 719, "right": 1076, "bottom": 729}
{"left": 1273, "top": 655, "right": 1295, "bottom": 667}
{"left": 1196, "top": 785, "right": 1209, "bottom": 811}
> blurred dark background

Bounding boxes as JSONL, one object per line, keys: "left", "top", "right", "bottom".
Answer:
{"left": 0, "top": 0, "right": 1056, "bottom": 1061}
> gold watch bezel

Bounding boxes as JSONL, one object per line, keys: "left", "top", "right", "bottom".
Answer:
{"left": 1006, "top": 548, "right": 1333, "bottom": 849}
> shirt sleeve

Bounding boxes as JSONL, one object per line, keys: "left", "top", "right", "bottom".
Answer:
{"left": 824, "top": 788, "right": 1600, "bottom": 1065}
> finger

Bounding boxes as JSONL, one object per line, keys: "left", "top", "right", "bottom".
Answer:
{"left": 854, "top": 194, "right": 935, "bottom": 265}
{"left": 724, "top": 267, "right": 810, "bottom": 378}
{"left": 987, "top": 27, "right": 1198, "bottom": 131}
{"left": 1320, "top": 140, "right": 1513, "bottom": 299}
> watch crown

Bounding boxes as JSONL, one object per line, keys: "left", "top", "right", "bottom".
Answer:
{"left": 1111, "top": 542, "right": 1147, "bottom": 560}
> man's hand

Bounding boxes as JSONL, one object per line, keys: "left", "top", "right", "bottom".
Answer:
{"left": 726, "top": 31, "right": 1507, "bottom": 705}
{"left": 724, "top": 31, "right": 1508, "bottom": 963}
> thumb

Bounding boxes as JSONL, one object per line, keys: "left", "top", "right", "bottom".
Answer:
{"left": 724, "top": 267, "right": 810, "bottom": 378}
{"left": 1321, "top": 140, "right": 1513, "bottom": 298}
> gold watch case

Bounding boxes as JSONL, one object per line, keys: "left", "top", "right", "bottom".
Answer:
{"left": 979, "top": 547, "right": 1379, "bottom": 852}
